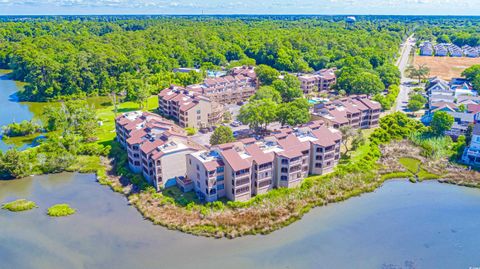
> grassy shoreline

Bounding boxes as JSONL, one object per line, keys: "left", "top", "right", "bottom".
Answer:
{"left": 93, "top": 137, "right": 476, "bottom": 238}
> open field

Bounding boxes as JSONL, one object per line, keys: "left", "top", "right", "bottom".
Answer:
{"left": 413, "top": 56, "right": 480, "bottom": 80}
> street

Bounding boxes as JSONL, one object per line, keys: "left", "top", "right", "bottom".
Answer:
{"left": 395, "top": 34, "right": 416, "bottom": 113}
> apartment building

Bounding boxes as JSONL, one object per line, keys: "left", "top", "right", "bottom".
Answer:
{"left": 298, "top": 68, "right": 337, "bottom": 94}
{"left": 199, "top": 66, "right": 257, "bottom": 104}
{"left": 115, "top": 111, "right": 201, "bottom": 191}
{"left": 313, "top": 95, "right": 382, "bottom": 129}
{"left": 420, "top": 41, "right": 433, "bottom": 56}
{"left": 158, "top": 86, "right": 224, "bottom": 129}
{"left": 186, "top": 125, "right": 341, "bottom": 202}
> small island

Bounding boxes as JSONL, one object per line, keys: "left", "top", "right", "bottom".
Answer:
{"left": 47, "top": 204, "right": 76, "bottom": 217}
{"left": 1, "top": 199, "right": 37, "bottom": 212}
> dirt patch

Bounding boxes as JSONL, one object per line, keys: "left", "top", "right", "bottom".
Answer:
{"left": 413, "top": 56, "right": 480, "bottom": 80}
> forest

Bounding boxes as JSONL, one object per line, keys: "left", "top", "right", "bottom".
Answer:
{"left": 0, "top": 16, "right": 409, "bottom": 101}
{"left": 415, "top": 17, "right": 480, "bottom": 46}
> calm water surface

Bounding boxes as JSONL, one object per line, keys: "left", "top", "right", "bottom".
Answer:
{"left": 1, "top": 174, "right": 480, "bottom": 269}
{"left": 0, "top": 72, "right": 37, "bottom": 151}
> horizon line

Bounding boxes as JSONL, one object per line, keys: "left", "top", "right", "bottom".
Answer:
{"left": 1, "top": 13, "right": 480, "bottom": 17}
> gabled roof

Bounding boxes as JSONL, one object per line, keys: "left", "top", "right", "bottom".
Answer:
{"left": 245, "top": 144, "right": 274, "bottom": 165}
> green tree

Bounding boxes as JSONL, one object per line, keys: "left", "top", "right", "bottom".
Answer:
{"left": 250, "top": 86, "right": 282, "bottom": 103}
{"left": 407, "top": 64, "right": 430, "bottom": 83}
{"left": 276, "top": 98, "right": 311, "bottom": 126}
{"left": 256, "top": 65, "right": 281, "bottom": 85}
{"left": 210, "top": 126, "right": 236, "bottom": 145}
{"left": 376, "top": 63, "right": 401, "bottom": 87}
{"left": 407, "top": 94, "right": 427, "bottom": 112}
{"left": 430, "top": 111, "right": 454, "bottom": 136}
{"left": 238, "top": 99, "right": 278, "bottom": 130}
{"left": 0, "top": 149, "right": 32, "bottom": 179}
{"left": 272, "top": 74, "right": 303, "bottom": 102}
{"left": 43, "top": 100, "right": 98, "bottom": 139}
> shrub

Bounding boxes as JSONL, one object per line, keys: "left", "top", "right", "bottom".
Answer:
{"left": 47, "top": 204, "right": 76, "bottom": 217}
{"left": 185, "top": 127, "right": 197, "bottom": 136}
{"left": 2, "top": 199, "right": 37, "bottom": 212}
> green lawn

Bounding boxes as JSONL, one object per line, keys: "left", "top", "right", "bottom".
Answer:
{"left": 399, "top": 157, "right": 421, "bottom": 173}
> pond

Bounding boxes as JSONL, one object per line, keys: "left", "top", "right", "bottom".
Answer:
{"left": 1, "top": 174, "right": 480, "bottom": 269}
{"left": 0, "top": 71, "right": 112, "bottom": 152}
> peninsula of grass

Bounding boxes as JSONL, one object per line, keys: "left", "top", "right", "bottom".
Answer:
{"left": 47, "top": 204, "right": 76, "bottom": 217}
{"left": 1, "top": 199, "right": 37, "bottom": 212}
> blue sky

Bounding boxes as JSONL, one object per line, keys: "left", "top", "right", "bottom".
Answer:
{"left": 0, "top": 0, "right": 479, "bottom": 15}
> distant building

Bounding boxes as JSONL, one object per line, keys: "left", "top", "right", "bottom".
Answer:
{"left": 434, "top": 44, "right": 448, "bottom": 57}
{"left": 312, "top": 95, "right": 382, "bottom": 129}
{"left": 346, "top": 16, "right": 356, "bottom": 23}
{"left": 420, "top": 41, "right": 434, "bottom": 56}
{"left": 298, "top": 68, "right": 337, "bottom": 94}
{"left": 173, "top": 68, "right": 200, "bottom": 73}
{"left": 158, "top": 86, "right": 224, "bottom": 129}
{"left": 462, "top": 123, "right": 480, "bottom": 167}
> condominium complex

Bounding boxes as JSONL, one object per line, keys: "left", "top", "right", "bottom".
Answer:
{"left": 158, "top": 86, "right": 224, "bottom": 129}
{"left": 186, "top": 124, "right": 341, "bottom": 202}
{"left": 115, "top": 111, "right": 201, "bottom": 190}
{"left": 312, "top": 95, "right": 382, "bottom": 129}
{"left": 298, "top": 68, "right": 337, "bottom": 94}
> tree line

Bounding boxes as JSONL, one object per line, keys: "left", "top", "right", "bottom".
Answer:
{"left": 0, "top": 17, "right": 407, "bottom": 101}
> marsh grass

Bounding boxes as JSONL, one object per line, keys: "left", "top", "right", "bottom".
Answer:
{"left": 47, "top": 204, "right": 76, "bottom": 217}
{"left": 2, "top": 199, "right": 37, "bottom": 212}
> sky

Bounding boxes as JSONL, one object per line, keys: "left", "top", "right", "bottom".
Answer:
{"left": 0, "top": 0, "right": 479, "bottom": 16}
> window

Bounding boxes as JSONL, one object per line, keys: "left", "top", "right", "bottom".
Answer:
{"left": 134, "top": 161, "right": 140, "bottom": 166}
{"left": 217, "top": 175, "right": 224, "bottom": 181}
{"left": 189, "top": 159, "right": 191, "bottom": 165}
{"left": 281, "top": 176, "right": 288, "bottom": 181}
{"left": 281, "top": 159, "right": 289, "bottom": 165}
{"left": 281, "top": 168, "right": 288, "bottom": 173}
{"left": 197, "top": 110, "right": 201, "bottom": 114}
{"left": 216, "top": 167, "right": 224, "bottom": 173}
{"left": 315, "top": 163, "right": 322, "bottom": 168}
{"left": 196, "top": 164, "right": 199, "bottom": 171}
{"left": 218, "top": 184, "right": 224, "bottom": 190}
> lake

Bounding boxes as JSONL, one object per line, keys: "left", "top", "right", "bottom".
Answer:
{"left": 0, "top": 71, "right": 112, "bottom": 152}
{"left": 1, "top": 173, "right": 480, "bottom": 269}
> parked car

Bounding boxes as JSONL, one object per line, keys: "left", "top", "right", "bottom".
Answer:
{"left": 230, "top": 121, "right": 240, "bottom": 127}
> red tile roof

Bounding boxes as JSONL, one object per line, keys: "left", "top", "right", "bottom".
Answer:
{"left": 245, "top": 144, "right": 274, "bottom": 165}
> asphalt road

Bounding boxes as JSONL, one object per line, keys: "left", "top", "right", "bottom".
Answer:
{"left": 395, "top": 35, "right": 416, "bottom": 113}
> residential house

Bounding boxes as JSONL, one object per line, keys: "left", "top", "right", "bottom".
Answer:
{"left": 462, "top": 123, "right": 480, "bottom": 167}
{"left": 420, "top": 41, "right": 433, "bottom": 56}
{"left": 434, "top": 44, "right": 448, "bottom": 57}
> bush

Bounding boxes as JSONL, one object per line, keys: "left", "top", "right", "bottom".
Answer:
{"left": 47, "top": 204, "right": 76, "bottom": 217}
{"left": 2, "top": 199, "right": 37, "bottom": 212}
{"left": 185, "top": 127, "right": 197, "bottom": 136}
{"left": 2, "top": 120, "right": 42, "bottom": 137}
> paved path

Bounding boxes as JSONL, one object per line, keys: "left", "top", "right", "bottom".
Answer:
{"left": 395, "top": 35, "right": 416, "bottom": 113}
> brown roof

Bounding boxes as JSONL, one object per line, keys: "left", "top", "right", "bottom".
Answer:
{"left": 204, "top": 160, "right": 223, "bottom": 171}
{"left": 312, "top": 126, "right": 341, "bottom": 147}
{"left": 244, "top": 144, "right": 274, "bottom": 165}
{"left": 221, "top": 149, "right": 251, "bottom": 171}
{"left": 126, "top": 129, "right": 147, "bottom": 145}
{"left": 140, "top": 140, "right": 165, "bottom": 154}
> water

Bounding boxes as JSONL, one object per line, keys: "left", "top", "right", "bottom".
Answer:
{"left": 0, "top": 71, "right": 111, "bottom": 152}
{"left": 1, "top": 174, "right": 480, "bottom": 269}
{"left": 0, "top": 72, "right": 37, "bottom": 151}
